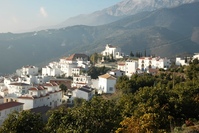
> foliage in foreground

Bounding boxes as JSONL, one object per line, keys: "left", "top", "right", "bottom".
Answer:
{"left": 0, "top": 62, "right": 199, "bottom": 133}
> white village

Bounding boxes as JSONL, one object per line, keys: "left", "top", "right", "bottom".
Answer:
{"left": 0, "top": 44, "right": 198, "bottom": 125}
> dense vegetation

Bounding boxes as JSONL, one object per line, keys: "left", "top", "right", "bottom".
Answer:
{"left": 1, "top": 59, "right": 199, "bottom": 133}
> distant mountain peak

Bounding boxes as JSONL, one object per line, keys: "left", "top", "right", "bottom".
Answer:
{"left": 104, "top": 0, "right": 199, "bottom": 16}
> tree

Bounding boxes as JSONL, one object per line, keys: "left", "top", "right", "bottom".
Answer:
{"left": 0, "top": 110, "right": 45, "bottom": 133}
{"left": 115, "top": 75, "right": 134, "bottom": 93}
{"left": 144, "top": 49, "right": 146, "bottom": 57}
{"left": 87, "top": 66, "right": 111, "bottom": 79}
{"left": 46, "top": 96, "right": 122, "bottom": 133}
{"left": 90, "top": 53, "right": 99, "bottom": 64}
{"left": 45, "top": 107, "right": 69, "bottom": 133}
{"left": 59, "top": 84, "right": 67, "bottom": 95}
{"left": 130, "top": 51, "right": 134, "bottom": 57}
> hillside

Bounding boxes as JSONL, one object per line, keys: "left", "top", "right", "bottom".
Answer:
{"left": 0, "top": 2, "right": 199, "bottom": 74}
{"left": 54, "top": 0, "right": 199, "bottom": 29}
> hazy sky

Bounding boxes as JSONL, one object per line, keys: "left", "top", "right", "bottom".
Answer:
{"left": 0, "top": 0, "right": 122, "bottom": 33}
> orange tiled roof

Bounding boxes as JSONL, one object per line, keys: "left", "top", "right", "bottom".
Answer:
{"left": 99, "top": 73, "right": 116, "bottom": 80}
{"left": 66, "top": 53, "right": 88, "bottom": 61}
{"left": 0, "top": 102, "right": 24, "bottom": 111}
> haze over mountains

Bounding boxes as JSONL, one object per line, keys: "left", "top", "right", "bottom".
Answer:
{"left": 54, "top": 0, "right": 199, "bottom": 29}
{"left": 0, "top": 0, "right": 199, "bottom": 74}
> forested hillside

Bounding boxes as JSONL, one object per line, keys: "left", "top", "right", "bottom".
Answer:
{"left": 1, "top": 2, "right": 199, "bottom": 74}
{"left": 1, "top": 59, "right": 199, "bottom": 133}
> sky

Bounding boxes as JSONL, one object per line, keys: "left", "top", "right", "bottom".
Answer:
{"left": 0, "top": 0, "right": 122, "bottom": 33}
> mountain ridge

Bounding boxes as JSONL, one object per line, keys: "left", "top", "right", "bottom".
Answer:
{"left": 54, "top": 0, "right": 199, "bottom": 29}
{"left": 0, "top": 2, "right": 199, "bottom": 74}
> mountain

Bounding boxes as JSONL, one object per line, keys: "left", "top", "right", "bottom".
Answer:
{"left": 0, "top": 2, "right": 199, "bottom": 74}
{"left": 55, "top": 0, "right": 199, "bottom": 29}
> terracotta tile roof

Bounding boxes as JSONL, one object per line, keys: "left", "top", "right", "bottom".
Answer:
{"left": 9, "top": 83, "right": 30, "bottom": 86}
{"left": 43, "top": 82, "right": 58, "bottom": 87}
{"left": 43, "top": 83, "right": 53, "bottom": 86}
{"left": 66, "top": 53, "right": 88, "bottom": 61}
{"left": 18, "top": 93, "right": 51, "bottom": 99}
{"left": 0, "top": 102, "right": 24, "bottom": 111}
{"left": 51, "top": 82, "right": 58, "bottom": 86}
{"left": 29, "top": 87, "right": 38, "bottom": 91}
{"left": 29, "top": 86, "right": 46, "bottom": 91}
{"left": 99, "top": 73, "right": 116, "bottom": 80}
{"left": 118, "top": 63, "right": 125, "bottom": 66}
{"left": 37, "top": 86, "right": 46, "bottom": 90}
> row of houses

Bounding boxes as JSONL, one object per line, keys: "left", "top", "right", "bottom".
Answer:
{"left": 0, "top": 43, "right": 198, "bottom": 126}
{"left": 0, "top": 45, "right": 121, "bottom": 125}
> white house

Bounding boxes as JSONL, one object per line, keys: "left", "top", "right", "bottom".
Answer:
{"left": 72, "top": 86, "right": 95, "bottom": 101}
{"left": 117, "top": 60, "right": 138, "bottom": 77}
{"left": 98, "top": 73, "right": 116, "bottom": 94}
{"left": 71, "top": 67, "right": 81, "bottom": 76}
{"left": 109, "top": 69, "right": 125, "bottom": 77}
{"left": 138, "top": 57, "right": 171, "bottom": 71}
{"left": 0, "top": 102, "right": 24, "bottom": 125}
{"left": 41, "top": 53, "right": 90, "bottom": 78}
{"left": 6, "top": 83, "right": 33, "bottom": 97}
{"left": 60, "top": 62, "right": 78, "bottom": 77}
{"left": 176, "top": 57, "right": 189, "bottom": 66}
{"left": 193, "top": 53, "right": 199, "bottom": 60}
{"left": 22, "top": 75, "right": 54, "bottom": 84}
{"left": 42, "top": 66, "right": 61, "bottom": 77}
{"left": 0, "top": 85, "right": 8, "bottom": 97}
{"left": 16, "top": 65, "right": 39, "bottom": 76}
{"left": 18, "top": 83, "right": 62, "bottom": 110}
{"left": 101, "top": 44, "right": 124, "bottom": 59}
{"left": 72, "top": 75, "right": 92, "bottom": 88}
{"left": 60, "top": 53, "right": 90, "bottom": 65}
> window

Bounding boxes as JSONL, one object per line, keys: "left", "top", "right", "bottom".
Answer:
{"left": 109, "top": 87, "right": 113, "bottom": 91}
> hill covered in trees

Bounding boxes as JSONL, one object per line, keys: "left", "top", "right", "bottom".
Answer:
{"left": 1, "top": 2, "right": 199, "bottom": 74}
{"left": 1, "top": 59, "right": 199, "bottom": 133}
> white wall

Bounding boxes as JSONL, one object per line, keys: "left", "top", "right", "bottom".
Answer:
{"left": 0, "top": 104, "right": 23, "bottom": 125}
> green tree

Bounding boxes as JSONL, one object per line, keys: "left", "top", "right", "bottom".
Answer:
{"left": 87, "top": 66, "right": 111, "bottom": 79}
{"left": 0, "top": 110, "right": 45, "bottom": 133}
{"left": 90, "top": 53, "right": 99, "bottom": 64}
{"left": 59, "top": 84, "right": 67, "bottom": 95}
{"left": 46, "top": 97, "right": 122, "bottom": 133}
{"left": 130, "top": 51, "right": 134, "bottom": 57}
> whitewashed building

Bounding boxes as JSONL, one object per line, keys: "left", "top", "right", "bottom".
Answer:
{"left": 18, "top": 83, "right": 62, "bottom": 110}
{"left": 98, "top": 73, "right": 116, "bottom": 94}
{"left": 72, "top": 86, "right": 95, "bottom": 101}
{"left": 0, "top": 102, "right": 24, "bottom": 125}
{"left": 41, "top": 53, "right": 90, "bottom": 77}
{"left": 193, "top": 53, "right": 199, "bottom": 60}
{"left": 72, "top": 75, "right": 92, "bottom": 88}
{"left": 6, "top": 83, "right": 33, "bottom": 97}
{"left": 101, "top": 44, "right": 124, "bottom": 59}
{"left": 109, "top": 69, "right": 125, "bottom": 77}
{"left": 42, "top": 66, "right": 61, "bottom": 77}
{"left": 138, "top": 57, "right": 171, "bottom": 71}
{"left": 117, "top": 60, "right": 138, "bottom": 77}
{"left": 176, "top": 57, "right": 188, "bottom": 66}
{"left": 16, "top": 65, "right": 39, "bottom": 76}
